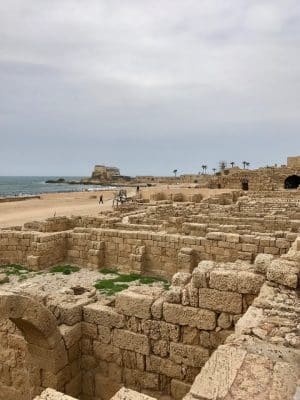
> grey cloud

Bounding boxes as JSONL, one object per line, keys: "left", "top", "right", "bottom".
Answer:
{"left": 0, "top": 0, "right": 300, "bottom": 175}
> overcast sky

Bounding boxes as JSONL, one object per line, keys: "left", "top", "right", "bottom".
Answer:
{"left": 0, "top": 0, "right": 300, "bottom": 176}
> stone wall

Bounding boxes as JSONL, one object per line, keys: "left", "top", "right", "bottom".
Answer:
{"left": 80, "top": 261, "right": 264, "bottom": 400}
{"left": 0, "top": 227, "right": 296, "bottom": 277}
{"left": 0, "top": 237, "right": 299, "bottom": 400}
{"left": 0, "top": 231, "right": 67, "bottom": 268}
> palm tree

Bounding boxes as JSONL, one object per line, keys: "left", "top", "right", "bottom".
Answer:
{"left": 230, "top": 162, "right": 235, "bottom": 168}
{"left": 201, "top": 165, "right": 207, "bottom": 174}
{"left": 173, "top": 169, "right": 178, "bottom": 178}
{"left": 212, "top": 168, "right": 216, "bottom": 175}
{"left": 219, "top": 160, "right": 227, "bottom": 171}
{"left": 242, "top": 161, "right": 247, "bottom": 169}
{"left": 246, "top": 162, "right": 250, "bottom": 169}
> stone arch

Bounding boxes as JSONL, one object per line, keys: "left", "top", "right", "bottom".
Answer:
{"left": 0, "top": 292, "right": 69, "bottom": 398}
{"left": 284, "top": 175, "right": 300, "bottom": 189}
{"left": 241, "top": 177, "right": 249, "bottom": 191}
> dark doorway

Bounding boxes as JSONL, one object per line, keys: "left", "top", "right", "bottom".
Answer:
{"left": 241, "top": 178, "right": 249, "bottom": 191}
{"left": 284, "top": 175, "right": 300, "bottom": 189}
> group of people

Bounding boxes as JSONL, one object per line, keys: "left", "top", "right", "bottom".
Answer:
{"left": 98, "top": 186, "right": 140, "bottom": 207}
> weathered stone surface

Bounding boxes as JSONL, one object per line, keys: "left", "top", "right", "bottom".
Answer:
{"left": 170, "top": 342, "right": 209, "bottom": 367}
{"left": 146, "top": 354, "right": 183, "bottom": 379}
{"left": 209, "top": 269, "right": 238, "bottom": 292}
{"left": 111, "top": 388, "right": 156, "bottom": 400}
{"left": 34, "top": 388, "right": 77, "bottom": 399}
{"left": 163, "top": 303, "right": 216, "bottom": 330}
{"left": 115, "top": 291, "right": 154, "bottom": 319}
{"left": 254, "top": 253, "right": 274, "bottom": 274}
{"left": 59, "top": 323, "right": 81, "bottom": 349}
{"left": 171, "top": 272, "right": 192, "bottom": 287}
{"left": 198, "top": 288, "right": 242, "bottom": 314}
{"left": 83, "top": 303, "right": 125, "bottom": 327}
{"left": 267, "top": 259, "right": 298, "bottom": 288}
{"left": 113, "top": 329, "right": 150, "bottom": 355}
{"left": 191, "top": 261, "right": 216, "bottom": 288}
{"left": 0, "top": 273, "right": 9, "bottom": 284}
{"left": 189, "top": 345, "right": 247, "bottom": 399}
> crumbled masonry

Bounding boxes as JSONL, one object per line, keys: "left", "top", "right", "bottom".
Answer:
{"left": 0, "top": 189, "right": 299, "bottom": 400}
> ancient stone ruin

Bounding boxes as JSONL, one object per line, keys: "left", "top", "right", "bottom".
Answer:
{"left": 0, "top": 190, "right": 299, "bottom": 400}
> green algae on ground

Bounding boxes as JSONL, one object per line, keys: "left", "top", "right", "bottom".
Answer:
{"left": 50, "top": 265, "right": 80, "bottom": 275}
{"left": 0, "top": 264, "right": 31, "bottom": 276}
{"left": 95, "top": 271, "right": 170, "bottom": 296}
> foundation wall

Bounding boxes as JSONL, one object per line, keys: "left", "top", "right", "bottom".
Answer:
{"left": 0, "top": 228, "right": 296, "bottom": 277}
{"left": 80, "top": 261, "right": 264, "bottom": 400}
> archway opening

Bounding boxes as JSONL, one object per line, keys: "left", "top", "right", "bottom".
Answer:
{"left": 241, "top": 178, "right": 249, "bottom": 191}
{"left": 284, "top": 175, "right": 300, "bottom": 189}
{"left": 0, "top": 294, "right": 69, "bottom": 399}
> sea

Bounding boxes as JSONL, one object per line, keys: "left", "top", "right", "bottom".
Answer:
{"left": 0, "top": 176, "right": 116, "bottom": 197}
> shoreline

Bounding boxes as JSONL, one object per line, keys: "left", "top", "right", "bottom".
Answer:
{"left": 0, "top": 185, "right": 126, "bottom": 199}
{"left": 0, "top": 188, "right": 132, "bottom": 228}
{"left": 0, "top": 186, "right": 232, "bottom": 229}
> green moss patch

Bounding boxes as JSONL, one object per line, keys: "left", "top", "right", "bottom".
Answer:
{"left": 95, "top": 271, "right": 169, "bottom": 296}
{"left": 99, "top": 268, "right": 119, "bottom": 275}
{"left": 50, "top": 265, "right": 80, "bottom": 275}
{"left": 0, "top": 264, "right": 31, "bottom": 276}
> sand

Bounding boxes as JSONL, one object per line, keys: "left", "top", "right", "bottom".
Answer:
{"left": 0, "top": 185, "right": 232, "bottom": 228}
{"left": 0, "top": 188, "right": 134, "bottom": 228}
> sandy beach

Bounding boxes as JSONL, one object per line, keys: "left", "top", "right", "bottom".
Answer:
{"left": 0, "top": 186, "right": 232, "bottom": 228}
{"left": 0, "top": 189, "right": 131, "bottom": 228}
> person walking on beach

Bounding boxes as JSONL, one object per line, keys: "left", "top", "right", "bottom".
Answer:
{"left": 99, "top": 194, "right": 104, "bottom": 204}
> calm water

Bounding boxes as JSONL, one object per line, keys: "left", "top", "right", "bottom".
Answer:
{"left": 0, "top": 176, "right": 115, "bottom": 197}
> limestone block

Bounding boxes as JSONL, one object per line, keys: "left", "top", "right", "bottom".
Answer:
{"left": 235, "top": 306, "right": 264, "bottom": 336}
{"left": 225, "top": 233, "right": 240, "bottom": 243}
{"left": 189, "top": 345, "right": 247, "bottom": 399}
{"left": 59, "top": 302, "right": 89, "bottom": 325}
{"left": 149, "top": 320, "right": 180, "bottom": 342}
{"left": 182, "top": 326, "right": 198, "bottom": 345}
{"left": 113, "top": 329, "right": 150, "bottom": 355}
{"left": 170, "top": 342, "right": 209, "bottom": 367}
{"left": 267, "top": 259, "right": 298, "bottom": 288}
{"left": 93, "top": 342, "right": 122, "bottom": 365}
{"left": 254, "top": 253, "right": 274, "bottom": 274}
{"left": 151, "top": 297, "right": 164, "bottom": 320}
{"left": 191, "top": 261, "right": 216, "bottom": 288}
{"left": 27, "top": 255, "right": 41, "bottom": 270}
{"left": 165, "top": 287, "right": 182, "bottom": 304}
{"left": 171, "top": 379, "right": 191, "bottom": 400}
{"left": 95, "top": 373, "right": 122, "bottom": 400}
{"left": 237, "top": 271, "right": 265, "bottom": 294}
{"left": 115, "top": 291, "right": 154, "bottom": 319}
{"left": 163, "top": 303, "right": 216, "bottom": 330}
{"left": 209, "top": 269, "right": 238, "bottom": 292}
{"left": 146, "top": 354, "right": 183, "bottom": 379}
{"left": 98, "top": 325, "right": 112, "bottom": 344}
{"left": 198, "top": 288, "right": 242, "bottom": 314}
{"left": 128, "top": 369, "right": 160, "bottom": 391}
{"left": 83, "top": 303, "right": 125, "bottom": 328}
{"left": 34, "top": 388, "right": 78, "bottom": 399}
{"left": 59, "top": 323, "right": 82, "bottom": 349}
{"left": 171, "top": 272, "right": 192, "bottom": 287}
{"left": 151, "top": 339, "right": 168, "bottom": 357}
{"left": 217, "top": 313, "right": 232, "bottom": 329}
{"left": 110, "top": 388, "right": 156, "bottom": 400}
{"left": 81, "top": 322, "right": 97, "bottom": 339}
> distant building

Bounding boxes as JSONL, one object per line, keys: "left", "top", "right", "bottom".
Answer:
{"left": 210, "top": 156, "right": 300, "bottom": 191}
{"left": 91, "top": 165, "right": 120, "bottom": 181}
